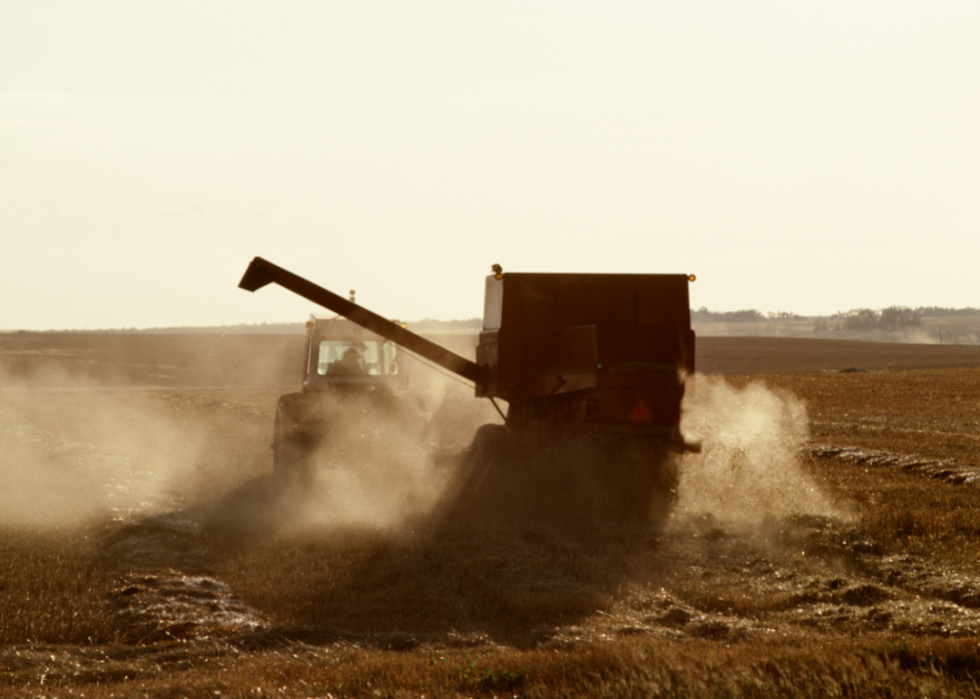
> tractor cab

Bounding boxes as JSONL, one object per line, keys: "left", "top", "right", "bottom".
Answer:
{"left": 302, "top": 315, "right": 409, "bottom": 393}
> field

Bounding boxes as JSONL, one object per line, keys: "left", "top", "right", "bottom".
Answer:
{"left": 2, "top": 332, "right": 980, "bottom": 698}
{"left": 694, "top": 313, "right": 980, "bottom": 345}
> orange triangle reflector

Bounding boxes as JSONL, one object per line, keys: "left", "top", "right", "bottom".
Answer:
{"left": 627, "top": 398, "right": 655, "bottom": 423}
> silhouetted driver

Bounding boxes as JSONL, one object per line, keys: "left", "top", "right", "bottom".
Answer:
{"left": 329, "top": 347, "right": 364, "bottom": 376}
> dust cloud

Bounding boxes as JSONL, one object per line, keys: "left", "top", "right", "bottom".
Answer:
{"left": 676, "top": 374, "right": 843, "bottom": 526}
{"left": 0, "top": 408, "right": 106, "bottom": 526}
{"left": 0, "top": 365, "right": 209, "bottom": 529}
{"left": 299, "top": 401, "right": 443, "bottom": 528}
{"left": 0, "top": 328, "right": 500, "bottom": 540}
{"left": 281, "top": 375, "right": 496, "bottom": 530}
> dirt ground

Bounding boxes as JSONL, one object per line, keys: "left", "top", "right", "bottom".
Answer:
{"left": 2, "top": 332, "right": 980, "bottom": 697}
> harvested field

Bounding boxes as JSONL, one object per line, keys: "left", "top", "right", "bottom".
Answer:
{"left": 697, "top": 336, "right": 980, "bottom": 374}
{"left": 2, "top": 332, "right": 980, "bottom": 697}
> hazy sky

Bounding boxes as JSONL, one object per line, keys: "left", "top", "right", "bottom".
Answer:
{"left": 2, "top": 2, "right": 978, "bottom": 330}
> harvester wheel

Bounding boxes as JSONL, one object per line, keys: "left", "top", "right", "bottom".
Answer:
{"left": 439, "top": 426, "right": 680, "bottom": 527}
{"left": 469, "top": 423, "right": 509, "bottom": 471}
{"left": 443, "top": 423, "right": 511, "bottom": 515}
{"left": 609, "top": 441, "right": 679, "bottom": 525}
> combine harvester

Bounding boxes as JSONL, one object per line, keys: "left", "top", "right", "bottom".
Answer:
{"left": 239, "top": 258, "right": 700, "bottom": 525}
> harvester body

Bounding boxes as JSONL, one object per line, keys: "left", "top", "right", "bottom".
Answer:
{"left": 476, "top": 272, "right": 695, "bottom": 448}
{"left": 239, "top": 257, "right": 697, "bottom": 520}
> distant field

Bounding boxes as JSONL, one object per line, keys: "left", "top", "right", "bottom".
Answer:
{"left": 2, "top": 332, "right": 978, "bottom": 387}
{"left": 695, "top": 314, "right": 980, "bottom": 346}
{"left": 696, "top": 336, "right": 980, "bottom": 374}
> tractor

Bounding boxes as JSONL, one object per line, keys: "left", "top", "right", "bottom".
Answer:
{"left": 271, "top": 310, "right": 425, "bottom": 485}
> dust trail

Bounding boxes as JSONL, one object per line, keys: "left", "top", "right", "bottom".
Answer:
{"left": 274, "top": 334, "right": 493, "bottom": 530}
{"left": 0, "top": 409, "right": 108, "bottom": 525}
{"left": 269, "top": 355, "right": 501, "bottom": 530}
{"left": 284, "top": 389, "right": 452, "bottom": 528}
{"left": 0, "top": 364, "right": 209, "bottom": 528}
{"left": 676, "top": 375, "right": 843, "bottom": 525}
{"left": 0, "top": 397, "right": 202, "bottom": 527}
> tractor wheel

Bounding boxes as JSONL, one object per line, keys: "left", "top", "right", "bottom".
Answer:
{"left": 381, "top": 393, "right": 430, "bottom": 450}
{"left": 273, "top": 401, "right": 315, "bottom": 487}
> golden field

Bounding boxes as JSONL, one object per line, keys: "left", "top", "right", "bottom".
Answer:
{"left": 1, "top": 332, "right": 979, "bottom": 698}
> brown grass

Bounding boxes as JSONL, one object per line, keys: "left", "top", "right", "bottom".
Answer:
{"left": 4, "top": 636, "right": 980, "bottom": 697}
{"left": 213, "top": 519, "right": 641, "bottom": 645}
{"left": 807, "top": 455, "right": 980, "bottom": 566}
{"left": 756, "top": 367, "right": 980, "bottom": 464}
{"left": 727, "top": 368, "right": 980, "bottom": 566}
{"left": 696, "top": 336, "right": 980, "bottom": 374}
{"left": 3, "top": 337, "right": 980, "bottom": 697}
{"left": 0, "top": 524, "right": 114, "bottom": 645}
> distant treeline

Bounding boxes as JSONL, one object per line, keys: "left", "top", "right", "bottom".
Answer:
{"left": 828, "top": 307, "right": 922, "bottom": 332}
{"left": 913, "top": 306, "right": 980, "bottom": 317}
{"left": 690, "top": 308, "right": 805, "bottom": 323}
{"left": 692, "top": 306, "right": 978, "bottom": 325}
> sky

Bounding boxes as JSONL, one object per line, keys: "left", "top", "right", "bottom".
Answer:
{"left": 2, "top": 1, "right": 978, "bottom": 331}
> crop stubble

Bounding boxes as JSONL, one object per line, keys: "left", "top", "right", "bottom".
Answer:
{"left": 2, "top": 333, "right": 980, "bottom": 697}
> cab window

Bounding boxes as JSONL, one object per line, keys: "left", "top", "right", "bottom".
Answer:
{"left": 316, "top": 340, "right": 384, "bottom": 376}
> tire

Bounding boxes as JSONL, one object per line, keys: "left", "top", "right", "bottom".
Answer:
{"left": 608, "top": 440, "right": 678, "bottom": 526}
{"left": 442, "top": 423, "right": 511, "bottom": 516}
{"left": 273, "top": 400, "right": 315, "bottom": 487}
{"left": 469, "top": 423, "right": 509, "bottom": 470}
